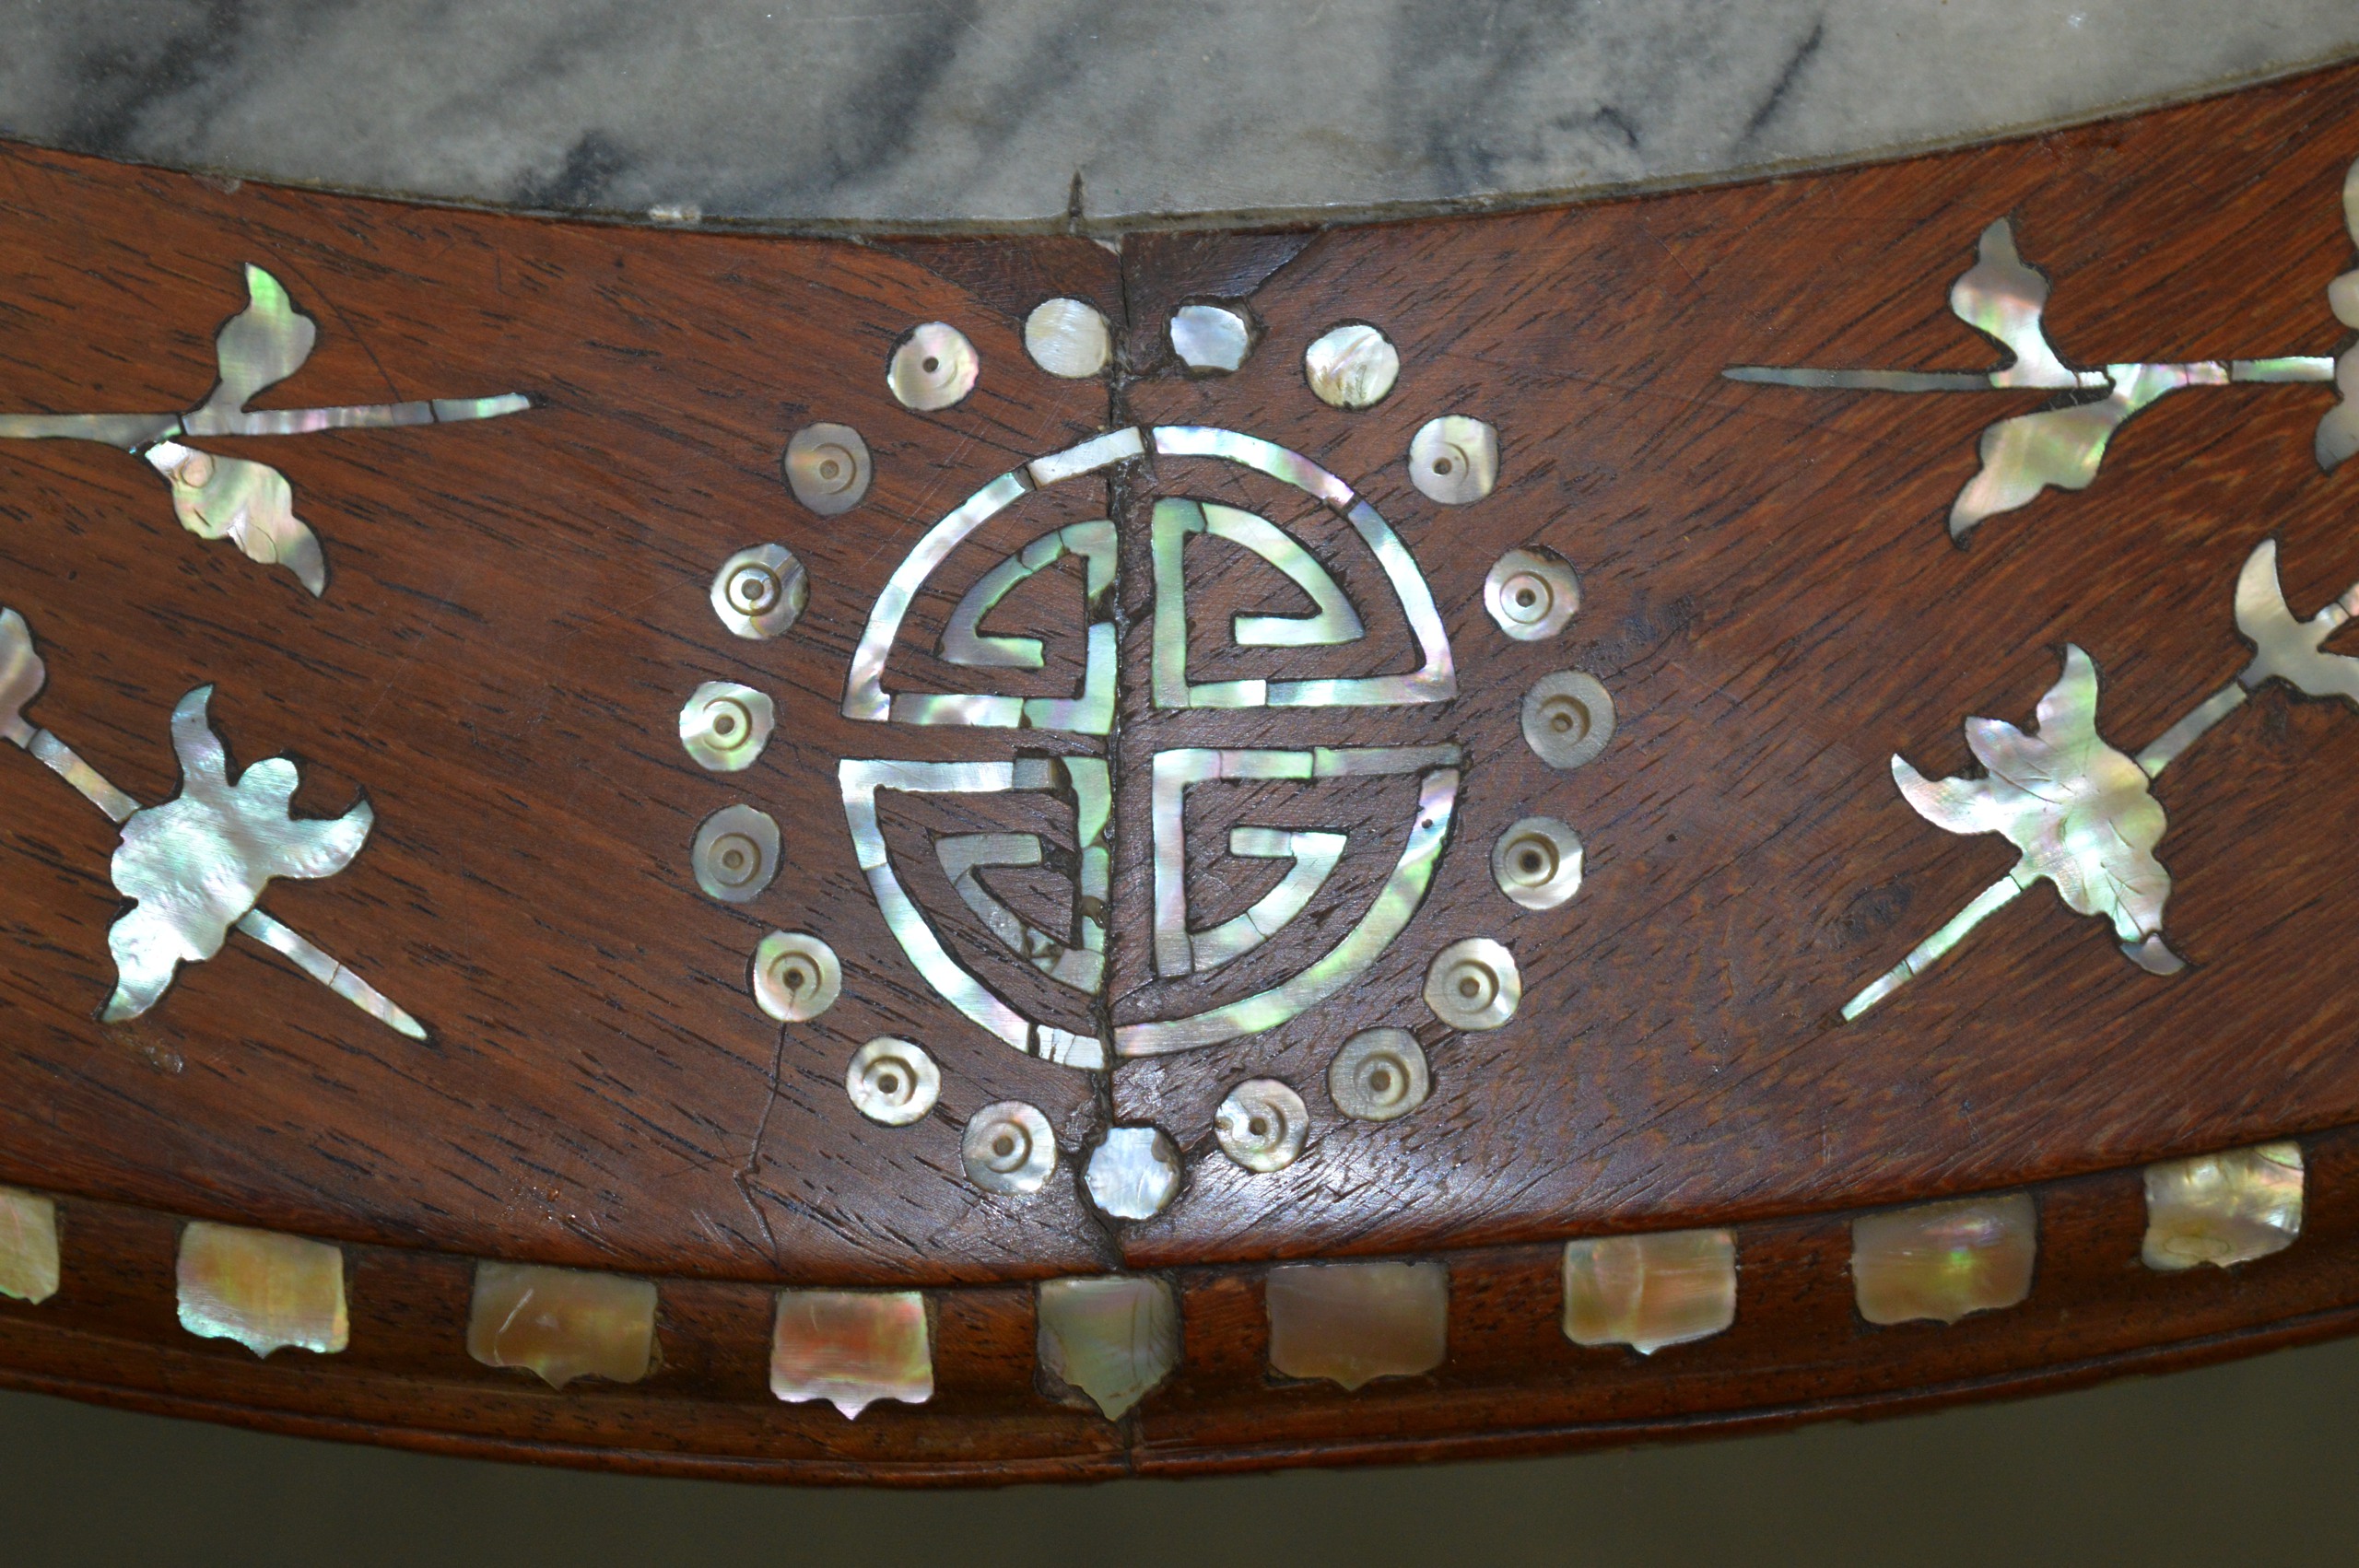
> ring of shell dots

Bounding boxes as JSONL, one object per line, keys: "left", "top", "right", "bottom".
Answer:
{"left": 0, "top": 1139, "right": 2310, "bottom": 1434}
{"left": 677, "top": 299, "right": 1618, "bottom": 1200}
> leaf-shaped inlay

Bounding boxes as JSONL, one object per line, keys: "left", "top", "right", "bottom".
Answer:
{"left": 194, "top": 264, "right": 318, "bottom": 426}
{"left": 1892, "top": 645, "right": 2172, "bottom": 953}
{"left": 143, "top": 441, "right": 327, "bottom": 596}
{"left": 1949, "top": 219, "right": 2079, "bottom": 391}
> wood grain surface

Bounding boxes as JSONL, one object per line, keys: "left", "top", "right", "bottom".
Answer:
{"left": 0, "top": 56, "right": 2357, "bottom": 1477}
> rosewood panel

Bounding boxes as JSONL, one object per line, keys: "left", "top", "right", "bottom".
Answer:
{"left": 0, "top": 58, "right": 2356, "bottom": 1478}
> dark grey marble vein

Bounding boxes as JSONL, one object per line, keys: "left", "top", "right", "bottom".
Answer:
{"left": 1, "top": 0, "right": 2355, "bottom": 227}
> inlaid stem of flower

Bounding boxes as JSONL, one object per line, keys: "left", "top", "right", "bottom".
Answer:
{"left": 1726, "top": 155, "right": 2359, "bottom": 539}
{"left": 1844, "top": 539, "right": 2359, "bottom": 1021}
{"left": 0, "top": 608, "right": 423, "bottom": 1039}
{"left": 0, "top": 264, "right": 530, "bottom": 595}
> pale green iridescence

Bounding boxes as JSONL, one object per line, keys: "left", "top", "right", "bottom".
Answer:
{"left": 678, "top": 681, "right": 777, "bottom": 772}
{"left": 235, "top": 907, "right": 426, "bottom": 1040}
{"left": 839, "top": 424, "right": 1463, "bottom": 1065}
{"left": 1150, "top": 426, "right": 1356, "bottom": 509}
{"left": 962, "top": 1100, "right": 1058, "bottom": 1193}
{"left": 690, "top": 803, "right": 780, "bottom": 903}
{"left": 192, "top": 264, "right": 316, "bottom": 427}
{"left": 2142, "top": 1142, "right": 2305, "bottom": 1271}
{"left": 940, "top": 523, "right": 1106, "bottom": 669}
{"left": 2232, "top": 538, "right": 2359, "bottom": 705}
{"left": 1848, "top": 541, "right": 2359, "bottom": 1022}
{"left": 1950, "top": 361, "right": 2214, "bottom": 538}
{"left": 1948, "top": 218, "right": 2084, "bottom": 390}
{"left": 937, "top": 831, "right": 1105, "bottom": 994}
{"left": 105, "top": 687, "right": 375, "bottom": 1023}
{"left": 840, "top": 756, "right": 1107, "bottom": 1068}
{"left": 2133, "top": 684, "right": 2248, "bottom": 779}
{"left": 843, "top": 472, "right": 1030, "bottom": 721}
{"left": 1119, "top": 763, "right": 1460, "bottom": 1058}
{"left": 0, "top": 610, "right": 420, "bottom": 1037}
{"left": 1151, "top": 497, "right": 1365, "bottom": 710}
{"left": 1850, "top": 1195, "right": 2036, "bottom": 1327}
{"left": 1725, "top": 208, "right": 2353, "bottom": 536}
{"left": 145, "top": 440, "right": 327, "bottom": 596}
{"left": 1039, "top": 1276, "right": 1180, "bottom": 1420}
{"left": 28, "top": 729, "right": 138, "bottom": 821}
{"left": 1892, "top": 645, "right": 2169, "bottom": 954}
{"left": 0, "top": 265, "right": 528, "bottom": 594}
{"left": 1208, "top": 504, "right": 1364, "bottom": 648}
{"left": 1187, "top": 828, "right": 1347, "bottom": 975}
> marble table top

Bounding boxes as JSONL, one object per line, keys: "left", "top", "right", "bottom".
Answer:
{"left": 2, "top": 0, "right": 2356, "bottom": 229}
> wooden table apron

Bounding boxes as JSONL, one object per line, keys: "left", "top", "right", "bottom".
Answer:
{"left": 1, "top": 57, "right": 2357, "bottom": 1479}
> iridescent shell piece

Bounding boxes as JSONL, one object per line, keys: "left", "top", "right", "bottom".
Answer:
{"left": 1024, "top": 298, "right": 1112, "bottom": 380}
{"left": 691, "top": 803, "right": 780, "bottom": 902}
{"left": 1520, "top": 671, "right": 1616, "bottom": 770}
{"left": 1408, "top": 415, "right": 1498, "bottom": 504}
{"left": 1169, "top": 305, "right": 1252, "bottom": 372}
{"left": 750, "top": 930, "right": 841, "bottom": 1022}
{"left": 1483, "top": 547, "right": 1579, "bottom": 640}
{"left": 1892, "top": 645, "right": 2168, "bottom": 961}
{"left": 1562, "top": 1229, "right": 1736, "bottom": 1354}
{"left": 0, "top": 1188, "right": 60, "bottom": 1305}
{"left": 677, "top": 681, "right": 776, "bottom": 772}
{"left": 1302, "top": 323, "right": 1399, "bottom": 408}
{"left": 709, "top": 544, "right": 808, "bottom": 639}
{"left": 769, "top": 1289, "right": 933, "bottom": 1418}
{"left": 0, "top": 263, "right": 529, "bottom": 596}
{"left": 1851, "top": 1193, "right": 2036, "bottom": 1326}
{"left": 1215, "top": 1079, "right": 1309, "bottom": 1172}
{"left": 1327, "top": 1029, "right": 1430, "bottom": 1122}
{"left": 962, "top": 1101, "right": 1058, "bottom": 1194}
{"left": 105, "top": 686, "right": 372, "bottom": 1023}
{"left": 1084, "top": 1127, "right": 1182, "bottom": 1219}
{"left": 845, "top": 1036, "right": 942, "bottom": 1126}
{"left": 782, "top": 422, "right": 872, "bottom": 515}
{"left": 1039, "top": 1275, "right": 1180, "bottom": 1420}
{"left": 2325, "top": 159, "right": 2359, "bottom": 467}
{"left": 176, "top": 1222, "right": 348, "bottom": 1357}
{"left": 467, "top": 1261, "right": 656, "bottom": 1388}
{"left": 1490, "top": 817, "right": 1583, "bottom": 911}
{"left": 887, "top": 322, "right": 980, "bottom": 410}
{"left": 1423, "top": 937, "right": 1520, "bottom": 1030}
{"left": 2142, "top": 1142, "right": 2304, "bottom": 1271}
{"left": 1265, "top": 1260, "right": 1447, "bottom": 1390}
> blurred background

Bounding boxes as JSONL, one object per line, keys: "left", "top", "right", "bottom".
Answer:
{"left": 5, "top": 1335, "right": 2355, "bottom": 1565}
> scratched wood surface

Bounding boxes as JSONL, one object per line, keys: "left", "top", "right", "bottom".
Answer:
{"left": 0, "top": 59, "right": 2357, "bottom": 1475}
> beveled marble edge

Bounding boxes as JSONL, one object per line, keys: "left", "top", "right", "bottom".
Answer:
{"left": 1, "top": 0, "right": 2356, "bottom": 233}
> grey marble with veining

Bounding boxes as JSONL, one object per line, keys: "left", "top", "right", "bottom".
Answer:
{"left": 1, "top": 0, "right": 2356, "bottom": 228}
